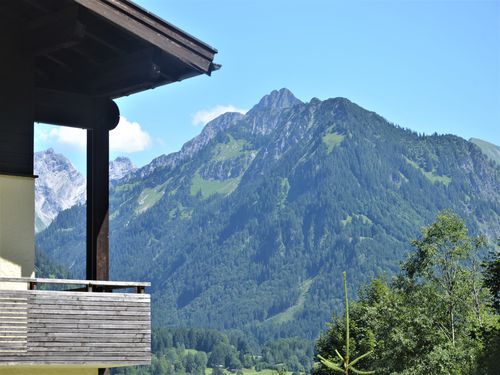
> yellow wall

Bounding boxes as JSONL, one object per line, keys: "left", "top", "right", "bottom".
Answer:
{"left": 0, "top": 175, "right": 35, "bottom": 290}
{"left": 0, "top": 368, "right": 97, "bottom": 375}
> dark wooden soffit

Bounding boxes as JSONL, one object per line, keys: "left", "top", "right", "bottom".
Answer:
{"left": 0, "top": 0, "right": 219, "bottom": 99}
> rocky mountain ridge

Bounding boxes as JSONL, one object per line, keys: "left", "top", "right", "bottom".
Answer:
{"left": 34, "top": 150, "right": 135, "bottom": 231}
{"left": 34, "top": 149, "right": 85, "bottom": 232}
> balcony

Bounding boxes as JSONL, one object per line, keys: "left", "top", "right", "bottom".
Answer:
{"left": 0, "top": 278, "right": 151, "bottom": 367}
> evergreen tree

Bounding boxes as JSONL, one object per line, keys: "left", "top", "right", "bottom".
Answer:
{"left": 317, "top": 272, "right": 374, "bottom": 374}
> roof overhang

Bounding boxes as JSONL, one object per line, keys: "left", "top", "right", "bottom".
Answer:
{"left": 0, "top": 0, "right": 219, "bottom": 99}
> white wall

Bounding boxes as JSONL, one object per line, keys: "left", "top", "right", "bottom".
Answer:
{"left": 0, "top": 175, "right": 35, "bottom": 290}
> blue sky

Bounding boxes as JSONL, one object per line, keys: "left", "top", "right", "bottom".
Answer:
{"left": 34, "top": 0, "right": 500, "bottom": 173}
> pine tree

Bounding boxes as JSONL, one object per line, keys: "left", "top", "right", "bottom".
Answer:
{"left": 317, "top": 272, "right": 374, "bottom": 375}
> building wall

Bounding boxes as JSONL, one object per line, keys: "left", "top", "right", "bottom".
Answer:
{"left": 0, "top": 175, "right": 35, "bottom": 290}
{"left": 0, "top": 367, "right": 97, "bottom": 375}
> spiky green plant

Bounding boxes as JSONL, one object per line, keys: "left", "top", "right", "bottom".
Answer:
{"left": 317, "top": 272, "right": 375, "bottom": 375}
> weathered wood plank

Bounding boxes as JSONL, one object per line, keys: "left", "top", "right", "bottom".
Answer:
{"left": 0, "top": 277, "right": 150, "bottom": 288}
{"left": 0, "top": 286, "right": 151, "bottom": 366}
{"left": 30, "top": 314, "right": 150, "bottom": 323}
{"left": 27, "top": 318, "right": 149, "bottom": 325}
{"left": 0, "top": 309, "right": 28, "bottom": 314}
{"left": 27, "top": 337, "right": 150, "bottom": 343}
{"left": 0, "top": 311, "right": 28, "bottom": 316}
{"left": 30, "top": 291, "right": 150, "bottom": 299}
{"left": 29, "top": 308, "right": 148, "bottom": 316}
{"left": 0, "top": 322, "right": 28, "bottom": 327}
{"left": 28, "top": 322, "right": 149, "bottom": 329}
{"left": 30, "top": 296, "right": 150, "bottom": 303}
{"left": 0, "top": 290, "right": 149, "bottom": 300}
{"left": 30, "top": 341, "right": 151, "bottom": 350}
{"left": 3, "top": 353, "right": 150, "bottom": 365}
{"left": 28, "top": 329, "right": 151, "bottom": 335}
{"left": 28, "top": 302, "right": 149, "bottom": 310}
{"left": 0, "top": 359, "right": 151, "bottom": 365}
{"left": 0, "top": 328, "right": 27, "bottom": 333}
{"left": 23, "top": 350, "right": 149, "bottom": 356}
{"left": 29, "top": 332, "right": 149, "bottom": 338}
{"left": 0, "top": 300, "right": 29, "bottom": 305}
{"left": 28, "top": 345, "right": 150, "bottom": 351}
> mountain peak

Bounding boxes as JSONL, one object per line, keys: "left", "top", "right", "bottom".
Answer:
{"left": 251, "top": 88, "right": 303, "bottom": 112}
{"left": 34, "top": 149, "right": 85, "bottom": 232}
{"left": 109, "top": 157, "right": 137, "bottom": 181}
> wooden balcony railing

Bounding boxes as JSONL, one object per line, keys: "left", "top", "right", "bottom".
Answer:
{"left": 0, "top": 278, "right": 151, "bottom": 367}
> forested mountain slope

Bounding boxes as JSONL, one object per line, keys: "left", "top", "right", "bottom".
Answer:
{"left": 470, "top": 137, "right": 500, "bottom": 165}
{"left": 37, "top": 88, "right": 500, "bottom": 342}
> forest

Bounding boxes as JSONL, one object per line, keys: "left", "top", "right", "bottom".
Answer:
{"left": 110, "top": 212, "right": 499, "bottom": 375}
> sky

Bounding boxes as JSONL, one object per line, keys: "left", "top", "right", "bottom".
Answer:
{"left": 34, "top": 0, "right": 500, "bottom": 173}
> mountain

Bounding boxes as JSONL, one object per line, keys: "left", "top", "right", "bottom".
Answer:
{"left": 34, "top": 149, "right": 85, "bottom": 232}
{"left": 109, "top": 156, "right": 137, "bottom": 181}
{"left": 36, "top": 88, "right": 500, "bottom": 342}
{"left": 470, "top": 138, "right": 500, "bottom": 165}
{"left": 34, "top": 151, "right": 136, "bottom": 231}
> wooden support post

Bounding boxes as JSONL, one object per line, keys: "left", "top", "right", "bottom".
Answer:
{"left": 87, "top": 127, "right": 110, "bottom": 281}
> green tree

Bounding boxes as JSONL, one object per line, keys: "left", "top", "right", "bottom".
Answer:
{"left": 483, "top": 239, "right": 500, "bottom": 312}
{"left": 403, "top": 211, "right": 487, "bottom": 345}
{"left": 315, "top": 211, "right": 499, "bottom": 375}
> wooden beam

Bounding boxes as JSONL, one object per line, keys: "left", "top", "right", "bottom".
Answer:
{"left": 87, "top": 127, "right": 110, "bottom": 282}
{"left": 0, "top": 278, "right": 150, "bottom": 289}
{"left": 73, "top": 0, "right": 214, "bottom": 73}
{"left": 85, "top": 49, "right": 166, "bottom": 98}
{"left": 34, "top": 89, "right": 119, "bottom": 130}
{"left": 101, "top": 0, "right": 216, "bottom": 59}
{"left": 26, "top": 5, "right": 86, "bottom": 56}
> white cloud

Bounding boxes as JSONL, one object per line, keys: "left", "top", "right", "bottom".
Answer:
{"left": 57, "top": 127, "right": 87, "bottom": 149}
{"left": 110, "top": 116, "right": 151, "bottom": 153}
{"left": 34, "top": 116, "right": 151, "bottom": 153}
{"left": 192, "top": 105, "right": 247, "bottom": 126}
{"left": 35, "top": 125, "right": 87, "bottom": 150}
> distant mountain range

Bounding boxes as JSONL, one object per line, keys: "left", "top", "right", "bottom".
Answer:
{"left": 34, "top": 150, "right": 136, "bottom": 232}
{"left": 36, "top": 88, "right": 500, "bottom": 342}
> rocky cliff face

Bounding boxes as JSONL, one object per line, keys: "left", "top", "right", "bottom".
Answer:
{"left": 35, "top": 151, "right": 136, "bottom": 231}
{"left": 34, "top": 149, "right": 85, "bottom": 232}
{"left": 109, "top": 156, "right": 137, "bottom": 181}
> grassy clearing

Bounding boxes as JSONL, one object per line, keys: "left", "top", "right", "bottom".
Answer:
{"left": 322, "top": 129, "right": 344, "bottom": 153}
{"left": 168, "top": 203, "right": 192, "bottom": 221}
{"left": 405, "top": 157, "right": 452, "bottom": 186}
{"left": 341, "top": 214, "right": 372, "bottom": 226}
{"left": 135, "top": 181, "right": 169, "bottom": 214}
{"left": 206, "top": 368, "right": 293, "bottom": 375}
{"left": 190, "top": 173, "right": 241, "bottom": 198}
{"left": 265, "top": 279, "right": 313, "bottom": 325}
{"left": 213, "top": 136, "right": 248, "bottom": 161}
{"left": 114, "top": 181, "right": 140, "bottom": 192}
